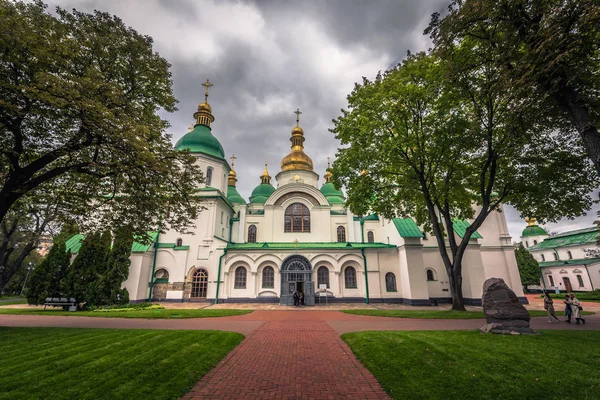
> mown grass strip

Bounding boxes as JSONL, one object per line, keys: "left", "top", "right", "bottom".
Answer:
{"left": 343, "top": 330, "right": 600, "bottom": 399}
{"left": 0, "top": 308, "right": 252, "bottom": 318}
{"left": 0, "top": 327, "right": 243, "bottom": 400}
{"left": 342, "top": 309, "right": 594, "bottom": 319}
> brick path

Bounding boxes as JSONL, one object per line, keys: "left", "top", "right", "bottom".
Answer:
{"left": 183, "top": 316, "right": 390, "bottom": 400}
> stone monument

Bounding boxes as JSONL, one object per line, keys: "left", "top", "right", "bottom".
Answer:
{"left": 480, "top": 277, "right": 536, "bottom": 334}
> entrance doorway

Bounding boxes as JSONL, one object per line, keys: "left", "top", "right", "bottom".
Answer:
{"left": 191, "top": 269, "right": 208, "bottom": 299}
{"left": 280, "top": 255, "right": 314, "bottom": 306}
{"left": 563, "top": 277, "right": 572, "bottom": 292}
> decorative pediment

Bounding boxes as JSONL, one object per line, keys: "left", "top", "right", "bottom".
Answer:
{"left": 544, "top": 270, "right": 552, "bottom": 274}
{"left": 573, "top": 268, "right": 583, "bottom": 273}
{"left": 559, "top": 269, "right": 568, "bottom": 274}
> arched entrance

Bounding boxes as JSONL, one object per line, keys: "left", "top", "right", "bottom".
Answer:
{"left": 191, "top": 269, "right": 208, "bottom": 299}
{"left": 280, "top": 255, "right": 315, "bottom": 306}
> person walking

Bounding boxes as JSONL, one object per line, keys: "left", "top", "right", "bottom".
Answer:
{"left": 570, "top": 294, "right": 586, "bottom": 325}
{"left": 299, "top": 292, "right": 304, "bottom": 307}
{"left": 543, "top": 292, "right": 560, "bottom": 323}
{"left": 293, "top": 290, "right": 300, "bottom": 307}
{"left": 564, "top": 295, "right": 573, "bottom": 323}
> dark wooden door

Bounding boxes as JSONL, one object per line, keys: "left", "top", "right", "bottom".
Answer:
{"left": 563, "top": 277, "right": 572, "bottom": 292}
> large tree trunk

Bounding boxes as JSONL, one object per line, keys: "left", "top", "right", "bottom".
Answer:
{"left": 447, "top": 270, "right": 466, "bottom": 311}
{"left": 554, "top": 84, "right": 600, "bottom": 175}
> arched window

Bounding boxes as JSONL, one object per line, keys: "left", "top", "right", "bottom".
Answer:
{"left": 317, "top": 266, "right": 330, "bottom": 288}
{"left": 337, "top": 226, "right": 346, "bottom": 242}
{"left": 533, "top": 240, "right": 538, "bottom": 245}
{"left": 367, "top": 231, "right": 374, "bottom": 243}
{"left": 553, "top": 253, "right": 558, "bottom": 261}
{"left": 548, "top": 275, "right": 555, "bottom": 287}
{"left": 191, "top": 269, "right": 208, "bottom": 298}
{"left": 262, "top": 266, "right": 274, "bottom": 288}
{"left": 154, "top": 268, "right": 169, "bottom": 283}
{"left": 234, "top": 266, "right": 247, "bottom": 289}
{"left": 385, "top": 272, "right": 397, "bottom": 292}
{"left": 426, "top": 269, "right": 435, "bottom": 281}
{"left": 577, "top": 274, "right": 584, "bottom": 287}
{"left": 206, "top": 167, "right": 213, "bottom": 186}
{"left": 248, "top": 225, "right": 257, "bottom": 243}
{"left": 220, "top": 211, "right": 224, "bottom": 223}
{"left": 176, "top": 238, "right": 183, "bottom": 247}
{"left": 284, "top": 203, "right": 310, "bottom": 232}
{"left": 344, "top": 266, "right": 357, "bottom": 288}
{"left": 541, "top": 254, "right": 545, "bottom": 261}
{"left": 567, "top": 251, "right": 573, "bottom": 260}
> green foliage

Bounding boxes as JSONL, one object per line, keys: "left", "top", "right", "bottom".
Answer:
{"left": 343, "top": 330, "right": 600, "bottom": 399}
{"left": 62, "top": 232, "right": 103, "bottom": 306}
{"left": 0, "top": 308, "right": 253, "bottom": 319}
{"left": 427, "top": 0, "right": 600, "bottom": 174}
{"left": 0, "top": 327, "right": 244, "bottom": 400}
{"left": 515, "top": 243, "right": 541, "bottom": 289}
{"left": 544, "top": 290, "right": 600, "bottom": 301}
{"left": 0, "top": 0, "right": 205, "bottom": 236}
{"left": 26, "top": 240, "right": 70, "bottom": 305}
{"left": 101, "top": 226, "right": 134, "bottom": 305}
{"left": 91, "top": 304, "right": 164, "bottom": 312}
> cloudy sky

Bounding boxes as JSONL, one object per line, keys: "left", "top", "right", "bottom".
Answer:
{"left": 48, "top": 0, "right": 600, "bottom": 240}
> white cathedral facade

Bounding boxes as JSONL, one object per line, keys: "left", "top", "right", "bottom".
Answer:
{"left": 120, "top": 84, "right": 526, "bottom": 305}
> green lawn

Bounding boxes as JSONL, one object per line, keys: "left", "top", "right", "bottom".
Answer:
{"left": 0, "top": 297, "right": 27, "bottom": 306}
{"left": 343, "top": 330, "right": 600, "bottom": 399}
{"left": 0, "top": 327, "right": 243, "bottom": 400}
{"left": 342, "top": 309, "right": 593, "bottom": 319}
{"left": 0, "top": 308, "right": 252, "bottom": 319}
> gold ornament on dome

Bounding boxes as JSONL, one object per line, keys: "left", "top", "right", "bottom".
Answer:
{"left": 323, "top": 156, "right": 333, "bottom": 183}
{"left": 525, "top": 217, "right": 537, "bottom": 226}
{"left": 260, "top": 159, "right": 272, "bottom": 184}
{"left": 228, "top": 154, "right": 238, "bottom": 187}
{"left": 280, "top": 107, "right": 314, "bottom": 172}
{"left": 194, "top": 79, "right": 215, "bottom": 127}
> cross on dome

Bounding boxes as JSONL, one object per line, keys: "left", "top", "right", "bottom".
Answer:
{"left": 230, "top": 154, "right": 237, "bottom": 168}
{"left": 202, "top": 79, "right": 214, "bottom": 102}
{"left": 294, "top": 108, "right": 302, "bottom": 126}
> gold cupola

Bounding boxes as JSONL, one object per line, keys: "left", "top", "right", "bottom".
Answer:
{"left": 280, "top": 108, "right": 314, "bottom": 172}
{"left": 194, "top": 79, "right": 215, "bottom": 127}
{"left": 260, "top": 159, "right": 272, "bottom": 184}
{"left": 323, "top": 157, "right": 333, "bottom": 183}
{"left": 228, "top": 154, "right": 238, "bottom": 187}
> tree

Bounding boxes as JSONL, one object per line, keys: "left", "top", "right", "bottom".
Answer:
{"left": 27, "top": 239, "right": 70, "bottom": 305}
{"left": 427, "top": 0, "right": 600, "bottom": 174}
{"left": 0, "top": 1, "right": 204, "bottom": 237}
{"left": 331, "top": 52, "right": 597, "bottom": 310}
{"left": 88, "top": 230, "right": 112, "bottom": 305}
{"left": 62, "top": 232, "right": 103, "bottom": 306}
{"left": 101, "top": 226, "right": 134, "bottom": 305}
{"left": 515, "top": 243, "right": 540, "bottom": 292}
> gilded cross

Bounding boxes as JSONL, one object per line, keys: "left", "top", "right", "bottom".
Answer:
{"left": 230, "top": 154, "right": 237, "bottom": 168}
{"left": 294, "top": 108, "right": 302, "bottom": 126}
{"left": 265, "top": 158, "right": 268, "bottom": 168}
{"left": 202, "top": 79, "right": 214, "bottom": 102}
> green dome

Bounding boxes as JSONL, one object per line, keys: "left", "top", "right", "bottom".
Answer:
{"left": 249, "top": 183, "right": 275, "bottom": 204}
{"left": 320, "top": 182, "right": 346, "bottom": 205}
{"left": 522, "top": 225, "right": 548, "bottom": 237}
{"left": 174, "top": 124, "right": 225, "bottom": 159}
{"left": 227, "top": 185, "right": 246, "bottom": 205}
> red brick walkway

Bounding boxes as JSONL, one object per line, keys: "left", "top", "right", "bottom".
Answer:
{"left": 183, "top": 317, "right": 390, "bottom": 400}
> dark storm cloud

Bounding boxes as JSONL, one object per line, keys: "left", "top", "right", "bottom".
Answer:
{"left": 45, "top": 0, "right": 597, "bottom": 239}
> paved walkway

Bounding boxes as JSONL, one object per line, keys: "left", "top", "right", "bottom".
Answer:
{"left": 1, "top": 308, "right": 598, "bottom": 399}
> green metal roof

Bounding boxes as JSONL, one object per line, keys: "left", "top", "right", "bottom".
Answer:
{"left": 522, "top": 225, "right": 548, "bottom": 237}
{"left": 226, "top": 242, "right": 396, "bottom": 250}
{"left": 539, "top": 257, "right": 600, "bottom": 268}
{"left": 392, "top": 218, "right": 424, "bottom": 238}
{"left": 249, "top": 183, "right": 275, "bottom": 204}
{"left": 330, "top": 210, "right": 347, "bottom": 215}
{"left": 453, "top": 220, "right": 483, "bottom": 239}
{"left": 174, "top": 124, "right": 225, "bottom": 159}
{"left": 529, "top": 226, "right": 598, "bottom": 250}
{"left": 353, "top": 214, "right": 379, "bottom": 221}
{"left": 320, "top": 182, "right": 346, "bottom": 205}
{"left": 66, "top": 231, "right": 158, "bottom": 254}
{"left": 227, "top": 185, "right": 247, "bottom": 205}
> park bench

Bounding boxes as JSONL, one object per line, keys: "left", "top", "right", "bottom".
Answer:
{"left": 43, "top": 297, "right": 78, "bottom": 312}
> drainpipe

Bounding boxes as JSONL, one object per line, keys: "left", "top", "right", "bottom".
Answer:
{"left": 147, "top": 224, "right": 162, "bottom": 302}
{"left": 360, "top": 218, "right": 365, "bottom": 243}
{"left": 584, "top": 265, "right": 595, "bottom": 291}
{"left": 229, "top": 215, "right": 234, "bottom": 242}
{"left": 361, "top": 248, "right": 370, "bottom": 304}
{"left": 214, "top": 248, "right": 228, "bottom": 304}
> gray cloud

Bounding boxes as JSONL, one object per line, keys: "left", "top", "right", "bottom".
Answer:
{"left": 47, "top": 0, "right": 598, "bottom": 240}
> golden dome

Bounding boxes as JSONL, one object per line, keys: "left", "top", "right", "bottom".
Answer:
{"left": 198, "top": 101, "right": 212, "bottom": 113}
{"left": 194, "top": 79, "right": 215, "bottom": 127}
{"left": 260, "top": 159, "right": 272, "bottom": 184}
{"left": 228, "top": 154, "right": 238, "bottom": 186}
{"left": 280, "top": 108, "right": 314, "bottom": 172}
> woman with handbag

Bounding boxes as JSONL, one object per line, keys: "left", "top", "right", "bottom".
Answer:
{"left": 570, "top": 294, "right": 586, "bottom": 325}
{"left": 543, "top": 292, "right": 559, "bottom": 323}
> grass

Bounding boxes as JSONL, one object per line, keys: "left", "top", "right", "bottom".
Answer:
{"left": 0, "top": 327, "right": 243, "bottom": 400}
{"left": 543, "top": 292, "right": 600, "bottom": 302}
{"left": 0, "top": 297, "right": 27, "bottom": 306}
{"left": 342, "top": 309, "right": 594, "bottom": 319}
{"left": 0, "top": 308, "right": 252, "bottom": 319}
{"left": 343, "top": 330, "right": 600, "bottom": 400}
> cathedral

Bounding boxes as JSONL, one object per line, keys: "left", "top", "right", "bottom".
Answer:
{"left": 118, "top": 81, "right": 525, "bottom": 305}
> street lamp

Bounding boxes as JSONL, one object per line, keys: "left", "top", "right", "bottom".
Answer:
{"left": 20, "top": 262, "right": 34, "bottom": 297}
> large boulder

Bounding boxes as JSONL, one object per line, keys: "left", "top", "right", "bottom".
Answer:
{"left": 480, "top": 278, "right": 536, "bottom": 334}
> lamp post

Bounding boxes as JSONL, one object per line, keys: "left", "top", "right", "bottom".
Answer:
{"left": 20, "top": 263, "right": 34, "bottom": 297}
